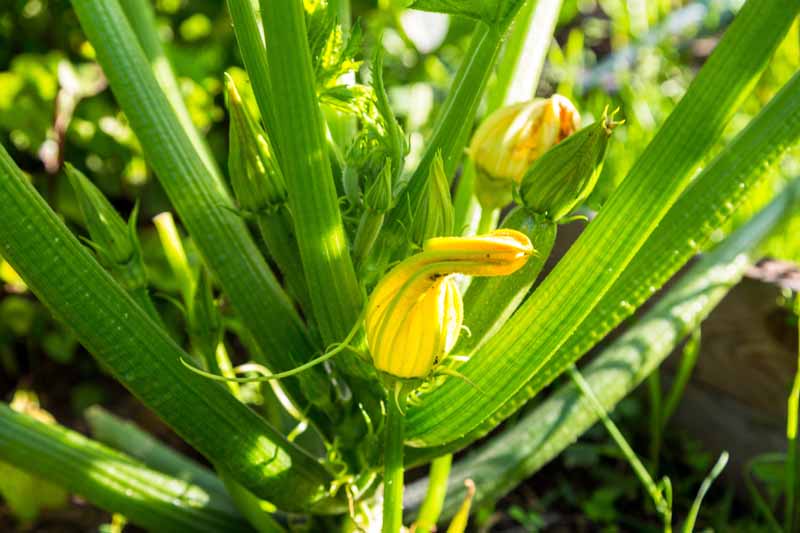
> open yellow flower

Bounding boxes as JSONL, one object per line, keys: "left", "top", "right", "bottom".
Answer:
{"left": 365, "top": 230, "right": 533, "bottom": 379}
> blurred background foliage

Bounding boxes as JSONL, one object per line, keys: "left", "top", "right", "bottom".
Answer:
{"left": 0, "top": 0, "right": 798, "bottom": 530}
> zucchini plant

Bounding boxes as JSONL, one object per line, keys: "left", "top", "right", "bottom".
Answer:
{"left": 0, "top": 0, "right": 798, "bottom": 531}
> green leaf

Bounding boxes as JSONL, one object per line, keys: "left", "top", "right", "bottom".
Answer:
{"left": 410, "top": 0, "right": 525, "bottom": 28}
{"left": 0, "top": 143, "right": 332, "bottom": 509}
{"left": 404, "top": 0, "right": 800, "bottom": 447}
{"left": 405, "top": 181, "right": 796, "bottom": 518}
{"left": 0, "top": 403, "right": 252, "bottom": 533}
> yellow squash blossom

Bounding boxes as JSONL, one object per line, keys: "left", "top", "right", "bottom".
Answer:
{"left": 365, "top": 230, "right": 533, "bottom": 379}
{"left": 469, "top": 95, "right": 581, "bottom": 209}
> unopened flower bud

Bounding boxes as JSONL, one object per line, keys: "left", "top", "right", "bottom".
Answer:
{"left": 411, "top": 151, "right": 454, "bottom": 245}
{"left": 364, "top": 158, "right": 394, "bottom": 213}
{"left": 365, "top": 230, "right": 533, "bottom": 379}
{"left": 520, "top": 108, "right": 621, "bottom": 221}
{"left": 225, "top": 73, "right": 287, "bottom": 213}
{"left": 65, "top": 164, "right": 145, "bottom": 290}
{"left": 469, "top": 95, "right": 580, "bottom": 209}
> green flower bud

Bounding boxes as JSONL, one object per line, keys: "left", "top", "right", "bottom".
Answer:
{"left": 364, "top": 158, "right": 394, "bottom": 214}
{"left": 411, "top": 151, "right": 454, "bottom": 245}
{"left": 65, "top": 164, "right": 145, "bottom": 290}
{"left": 519, "top": 108, "right": 621, "bottom": 221}
{"left": 224, "top": 73, "right": 287, "bottom": 213}
{"left": 469, "top": 95, "right": 581, "bottom": 209}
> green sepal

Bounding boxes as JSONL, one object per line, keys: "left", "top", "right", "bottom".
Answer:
{"left": 519, "top": 110, "right": 620, "bottom": 221}
{"left": 365, "top": 159, "right": 394, "bottom": 213}
{"left": 65, "top": 164, "right": 147, "bottom": 291}
{"left": 225, "top": 73, "right": 288, "bottom": 213}
{"left": 411, "top": 151, "right": 455, "bottom": 245}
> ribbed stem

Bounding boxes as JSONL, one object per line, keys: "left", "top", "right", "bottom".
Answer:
{"left": 119, "top": 0, "right": 219, "bottom": 178}
{"left": 382, "top": 389, "right": 407, "bottom": 533}
{"left": 404, "top": 3, "right": 800, "bottom": 446}
{"left": 260, "top": 0, "right": 364, "bottom": 347}
{"left": 0, "top": 143, "right": 332, "bottom": 507}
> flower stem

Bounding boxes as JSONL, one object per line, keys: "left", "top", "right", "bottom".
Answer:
{"left": 383, "top": 386, "right": 408, "bottom": 533}
{"left": 476, "top": 207, "right": 498, "bottom": 234}
{"left": 414, "top": 454, "right": 453, "bottom": 533}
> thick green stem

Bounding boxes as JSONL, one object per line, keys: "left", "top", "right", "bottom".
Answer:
{"left": 414, "top": 454, "right": 453, "bottom": 533}
{"left": 383, "top": 390, "right": 407, "bottom": 533}
{"left": 260, "top": 0, "right": 363, "bottom": 347}
{"left": 119, "top": 0, "right": 219, "bottom": 177}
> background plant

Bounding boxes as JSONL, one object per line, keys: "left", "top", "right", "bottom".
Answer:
{"left": 0, "top": 0, "right": 798, "bottom": 531}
